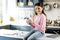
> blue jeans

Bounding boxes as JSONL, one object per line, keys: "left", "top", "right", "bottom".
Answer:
{"left": 25, "top": 30, "right": 44, "bottom": 40}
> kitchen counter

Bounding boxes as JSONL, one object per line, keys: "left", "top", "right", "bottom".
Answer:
{"left": 0, "top": 29, "right": 29, "bottom": 40}
{"left": 46, "top": 26, "right": 60, "bottom": 34}
{"left": 0, "top": 36, "right": 20, "bottom": 40}
{"left": 0, "top": 29, "right": 60, "bottom": 40}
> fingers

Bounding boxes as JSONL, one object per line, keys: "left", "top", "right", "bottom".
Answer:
{"left": 31, "top": 12, "right": 35, "bottom": 17}
{"left": 26, "top": 19, "right": 32, "bottom": 24}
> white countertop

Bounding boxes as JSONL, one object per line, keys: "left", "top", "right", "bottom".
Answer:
{"left": 0, "top": 29, "right": 29, "bottom": 39}
{"left": 0, "top": 29, "right": 60, "bottom": 40}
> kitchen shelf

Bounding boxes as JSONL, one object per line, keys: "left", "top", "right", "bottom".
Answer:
{"left": 47, "top": 24, "right": 60, "bottom": 26}
{"left": 17, "top": 0, "right": 43, "bottom": 8}
{"left": 17, "top": 6, "right": 34, "bottom": 8}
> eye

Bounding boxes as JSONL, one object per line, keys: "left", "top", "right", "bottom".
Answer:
{"left": 35, "top": 8, "right": 40, "bottom": 10}
{"left": 38, "top": 8, "right": 40, "bottom": 9}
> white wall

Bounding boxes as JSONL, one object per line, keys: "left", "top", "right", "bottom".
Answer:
{"left": 17, "top": 7, "right": 34, "bottom": 26}
{"left": 2, "top": 0, "right": 34, "bottom": 26}
{"left": 7, "top": 0, "right": 18, "bottom": 23}
{"left": 0, "top": 0, "right": 2, "bottom": 21}
{"left": 2, "top": 0, "right": 9, "bottom": 24}
{"left": 0, "top": 0, "right": 2, "bottom": 14}
{"left": 44, "top": 2, "right": 60, "bottom": 20}
{"left": 2, "top": 0, "right": 18, "bottom": 25}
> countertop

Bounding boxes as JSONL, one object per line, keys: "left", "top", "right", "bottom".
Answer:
{"left": 0, "top": 29, "right": 60, "bottom": 40}
{"left": 0, "top": 29, "right": 29, "bottom": 39}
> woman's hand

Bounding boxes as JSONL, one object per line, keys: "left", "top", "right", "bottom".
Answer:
{"left": 26, "top": 12, "right": 35, "bottom": 24}
{"left": 31, "top": 12, "right": 35, "bottom": 18}
{"left": 27, "top": 19, "right": 34, "bottom": 24}
{"left": 29, "top": 12, "right": 35, "bottom": 24}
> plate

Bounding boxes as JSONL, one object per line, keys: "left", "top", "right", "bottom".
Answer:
{"left": 53, "top": 3, "right": 59, "bottom": 8}
{"left": 44, "top": 4, "right": 51, "bottom": 11}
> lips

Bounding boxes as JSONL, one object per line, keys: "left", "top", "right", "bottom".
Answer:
{"left": 37, "top": 10, "right": 40, "bottom": 12}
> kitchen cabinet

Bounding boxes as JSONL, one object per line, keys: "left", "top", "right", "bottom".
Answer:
{"left": 17, "top": 0, "right": 43, "bottom": 7}
{"left": 46, "top": 26, "right": 60, "bottom": 34}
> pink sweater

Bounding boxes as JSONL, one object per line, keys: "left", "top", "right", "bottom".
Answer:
{"left": 30, "top": 14, "right": 46, "bottom": 33}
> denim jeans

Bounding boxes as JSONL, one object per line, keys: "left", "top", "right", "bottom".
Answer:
{"left": 25, "top": 30, "right": 44, "bottom": 40}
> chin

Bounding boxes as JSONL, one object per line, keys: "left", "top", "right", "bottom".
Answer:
{"left": 37, "top": 12, "right": 41, "bottom": 14}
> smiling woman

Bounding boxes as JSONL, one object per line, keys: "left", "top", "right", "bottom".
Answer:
{"left": 25, "top": 3, "right": 46, "bottom": 40}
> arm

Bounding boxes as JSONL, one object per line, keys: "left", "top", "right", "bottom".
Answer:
{"left": 29, "top": 15, "right": 46, "bottom": 32}
{"left": 28, "top": 12, "right": 35, "bottom": 28}
{"left": 35, "top": 16, "right": 46, "bottom": 32}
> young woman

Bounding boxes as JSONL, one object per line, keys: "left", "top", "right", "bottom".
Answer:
{"left": 25, "top": 3, "right": 46, "bottom": 40}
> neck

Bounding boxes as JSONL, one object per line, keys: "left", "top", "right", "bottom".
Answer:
{"left": 37, "top": 13, "right": 42, "bottom": 16}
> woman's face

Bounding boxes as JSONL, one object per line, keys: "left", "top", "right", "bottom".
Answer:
{"left": 35, "top": 6, "right": 43, "bottom": 15}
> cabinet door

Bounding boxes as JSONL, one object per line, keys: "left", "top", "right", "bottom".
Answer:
{"left": 33, "top": 0, "right": 39, "bottom": 4}
{"left": 33, "top": 0, "right": 43, "bottom": 4}
{"left": 17, "top": 0, "right": 43, "bottom": 7}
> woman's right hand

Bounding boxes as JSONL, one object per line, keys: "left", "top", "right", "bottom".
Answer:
{"left": 26, "top": 12, "right": 35, "bottom": 24}
{"left": 26, "top": 19, "right": 34, "bottom": 24}
{"left": 31, "top": 12, "right": 35, "bottom": 18}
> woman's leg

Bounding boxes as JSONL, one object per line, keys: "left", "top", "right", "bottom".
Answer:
{"left": 27, "top": 31, "right": 44, "bottom": 40}
{"left": 25, "top": 30, "right": 36, "bottom": 40}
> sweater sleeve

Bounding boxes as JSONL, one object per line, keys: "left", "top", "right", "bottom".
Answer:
{"left": 29, "top": 22, "right": 35, "bottom": 28}
{"left": 29, "top": 15, "right": 35, "bottom": 28}
{"left": 29, "top": 15, "right": 46, "bottom": 33}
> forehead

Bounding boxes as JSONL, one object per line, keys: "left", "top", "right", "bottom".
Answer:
{"left": 35, "top": 6, "right": 42, "bottom": 8}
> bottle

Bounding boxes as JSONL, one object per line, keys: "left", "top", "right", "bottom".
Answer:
{"left": 28, "top": 0, "right": 33, "bottom": 6}
{"left": 0, "top": 14, "right": 3, "bottom": 24}
{"left": 10, "top": 16, "right": 15, "bottom": 22}
{"left": 0, "top": 19, "right": 3, "bottom": 24}
{"left": 20, "top": 0, "right": 24, "bottom": 6}
{"left": 18, "top": 0, "right": 24, "bottom": 6}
